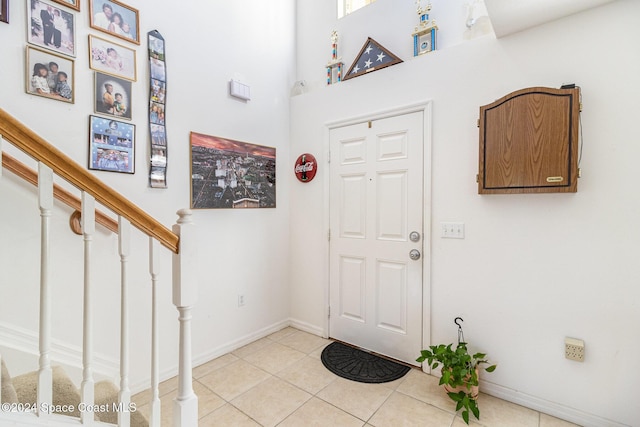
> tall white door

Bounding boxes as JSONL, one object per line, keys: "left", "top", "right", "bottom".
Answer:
{"left": 329, "top": 110, "right": 424, "bottom": 366}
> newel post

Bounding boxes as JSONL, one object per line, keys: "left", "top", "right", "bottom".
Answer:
{"left": 172, "top": 209, "right": 198, "bottom": 427}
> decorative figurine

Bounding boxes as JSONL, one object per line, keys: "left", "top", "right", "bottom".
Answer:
{"left": 412, "top": 1, "right": 438, "bottom": 56}
{"left": 327, "top": 30, "right": 344, "bottom": 85}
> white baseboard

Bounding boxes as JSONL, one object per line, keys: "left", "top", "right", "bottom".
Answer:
{"left": 130, "top": 318, "right": 293, "bottom": 394}
{"left": 5, "top": 318, "right": 626, "bottom": 427}
{"left": 480, "top": 380, "right": 630, "bottom": 427}
{"left": 288, "top": 318, "right": 325, "bottom": 338}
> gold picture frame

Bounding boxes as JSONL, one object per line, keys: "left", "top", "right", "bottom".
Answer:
{"left": 89, "top": 0, "right": 139, "bottom": 44}
{"left": 89, "top": 35, "right": 137, "bottom": 81}
{"left": 26, "top": 45, "right": 75, "bottom": 103}
{"left": 51, "top": 0, "right": 80, "bottom": 12}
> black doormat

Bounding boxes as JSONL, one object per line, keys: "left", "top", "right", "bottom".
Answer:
{"left": 321, "top": 341, "right": 410, "bottom": 384}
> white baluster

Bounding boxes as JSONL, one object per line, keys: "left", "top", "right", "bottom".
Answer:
{"left": 118, "top": 217, "right": 131, "bottom": 427}
{"left": 172, "top": 209, "right": 198, "bottom": 427}
{"left": 149, "top": 238, "right": 161, "bottom": 427}
{"left": 0, "top": 134, "right": 3, "bottom": 177}
{"left": 81, "top": 192, "right": 96, "bottom": 425}
{"left": 37, "top": 163, "right": 53, "bottom": 417}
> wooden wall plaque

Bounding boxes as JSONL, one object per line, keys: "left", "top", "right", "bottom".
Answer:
{"left": 478, "top": 86, "right": 581, "bottom": 194}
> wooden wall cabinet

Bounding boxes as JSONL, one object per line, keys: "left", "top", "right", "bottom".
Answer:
{"left": 478, "top": 86, "right": 581, "bottom": 194}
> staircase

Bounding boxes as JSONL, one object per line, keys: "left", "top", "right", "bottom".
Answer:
{"left": 0, "top": 108, "right": 198, "bottom": 427}
{"left": 2, "top": 361, "right": 148, "bottom": 426}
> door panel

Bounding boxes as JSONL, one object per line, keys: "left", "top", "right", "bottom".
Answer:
{"left": 338, "top": 255, "right": 366, "bottom": 322}
{"left": 329, "top": 111, "right": 424, "bottom": 365}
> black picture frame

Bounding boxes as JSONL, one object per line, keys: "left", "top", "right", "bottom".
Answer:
{"left": 94, "top": 71, "right": 132, "bottom": 120}
{"left": 88, "top": 115, "right": 135, "bottom": 174}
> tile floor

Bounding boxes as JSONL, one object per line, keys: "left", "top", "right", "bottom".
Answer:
{"left": 133, "top": 327, "right": 580, "bottom": 427}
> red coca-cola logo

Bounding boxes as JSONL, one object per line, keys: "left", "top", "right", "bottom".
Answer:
{"left": 294, "top": 153, "right": 317, "bottom": 183}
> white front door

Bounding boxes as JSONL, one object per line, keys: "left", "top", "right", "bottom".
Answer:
{"left": 329, "top": 110, "right": 424, "bottom": 366}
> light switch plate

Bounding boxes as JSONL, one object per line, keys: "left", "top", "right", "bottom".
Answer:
{"left": 441, "top": 222, "right": 465, "bottom": 239}
{"left": 230, "top": 79, "right": 251, "bottom": 101}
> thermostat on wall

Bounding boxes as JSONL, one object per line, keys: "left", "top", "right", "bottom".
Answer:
{"left": 230, "top": 79, "right": 251, "bottom": 101}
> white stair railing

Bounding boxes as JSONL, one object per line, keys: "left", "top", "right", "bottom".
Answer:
{"left": 37, "top": 162, "right": 54, "bottom": 418}
{"left": 81, "top": 192, "right": 96, "bottom": 425}
{"left": 171, "top": 210, "right": 198, "bottom": 427}
{"left": 0, "top": 109, "right": 199, "bottom": 427}
{"left": 149, "top": 238, "right": 161, "bottom": 427}
{"left": 118, "top": 217, "right": 132, "bottom": 427}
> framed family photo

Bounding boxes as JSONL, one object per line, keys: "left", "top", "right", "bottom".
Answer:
{"left": 51, "top": 0, "right": 80, "bottom": 12}
{"left": 89, "top": 35, "right": 136, "bottom": 81}
{"left": 89, "top": 0, "right": 139, "bottom": 44}
{"left": 89, "top": 115, "right": 135, "bottom": 174}
{"left": 28, "top": 0, "right": 76, "bottom": 57}
{"left": 26, "top": 46, "right": 74, "bottom": 103}
{"left": 1, "top": 0, "right": 8, "bottom": 24}
{"left": 95, "top": 71, "right": 132, "bottom": 119}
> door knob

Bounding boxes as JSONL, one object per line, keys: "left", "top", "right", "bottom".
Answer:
{"left": 409, "top": 249, "right": 421, "bottom": 260}
{"left": 409, "top": 231, "right": 421, "bottom": 242}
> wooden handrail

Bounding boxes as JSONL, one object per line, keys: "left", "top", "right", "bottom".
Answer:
{"left": 2, "top": 151, "right": 119, "bottom": 234}
{"left": 0, "top": 108, "right": 179, "bottom": 253}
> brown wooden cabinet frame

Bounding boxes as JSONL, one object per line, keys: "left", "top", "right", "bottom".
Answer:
{"left": 478, "top": 86, "right": 581, "bottom": 194}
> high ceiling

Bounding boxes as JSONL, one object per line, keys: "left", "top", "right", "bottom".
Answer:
{"left": 484, "top": 0, "right": 616, "bottom": 37}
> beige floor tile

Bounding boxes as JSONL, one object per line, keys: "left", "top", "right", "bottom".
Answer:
{"left": 266, "top": 326, "right": 299, "bottom": 342}
{"left": 231, "top": 376, "right": 312, "bottom": 427}
{"left": 232, "top": 337, "right": 274, "bottom": 359}
{"left": 241, "top": 342, "right": 306, "bottom": 375}
{"left": 197, "top": 359, "right": 270, "bottom": 401}
{"left": 132, "top": 389, "right": 153, "bottom": 408}
{"left": 316, "top": 377, "right": 393, "bottom": 421}
{"left": 158, "top": 376, "right": 179, "bottom": 397}
{"left": 279, "top": 397, "right": 365, "bottom": 427}
{"left": 193, "top": 353, "right": 239, "bottom": 379}
{"left": 396, "top": 368, "right": 457, "bottom": 413}
{"left": 452, "top": 416, "right": 484, "bottom": 426}
{"left": 149, "top": 392, "right": 176, "bottom": 427}
{"left": 193, "top": 380, "right": 226, "bottom": 419}
{"left": 540, "top": 413, "right": 581, "bottom": 427}
{"left": 199, "top": 403, "right": 261, "bottom": 427}
{"left": 278, "top": 330, "right": 332, "bottom": 354}
{"left": 309, "top": 341, "right": 332, "bottom": 359}
{"left": 368, "top": 392, "right": 456, "bottom": 427}
{"left": 470, "top": 393, "right": 539, "bottom": 427}
{"left": 378, "top": 368, "right": 412, "bottom": 390}
{"left": 276, "top": 355, "right": 338, "bottom": 394}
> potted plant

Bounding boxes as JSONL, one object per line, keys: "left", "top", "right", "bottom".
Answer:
{"left": 417, "top": 341, "right": 496, "bottom": 424}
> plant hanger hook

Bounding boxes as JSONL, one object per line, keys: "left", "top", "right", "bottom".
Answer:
{"left": 454, "top": 317, "right": 465, "bottom": 344}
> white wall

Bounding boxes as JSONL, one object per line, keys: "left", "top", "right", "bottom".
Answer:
{"left": 0, "top": 0, "right": 295, "bottom": 390}
{"left": 290, "top": 0, "right": 639, "bottom": 426}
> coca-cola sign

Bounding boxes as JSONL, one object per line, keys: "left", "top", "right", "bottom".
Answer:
{"left": 294, "top": 153, "right": 317, "bottom": 183}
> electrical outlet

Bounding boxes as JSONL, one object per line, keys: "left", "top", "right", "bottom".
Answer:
{"left": 565, "top": 337, "right": 584, "bottom": 362}
{"left": 238, "top": 294, "right": 246, "bottom": 307}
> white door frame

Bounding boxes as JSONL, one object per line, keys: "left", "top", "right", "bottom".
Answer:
{"left": 322, "top": 101, "right": 433, "bottom": 362}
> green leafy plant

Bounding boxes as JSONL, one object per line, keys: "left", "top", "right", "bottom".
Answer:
{"left": 417, "top": 342, "right": 496, "bottom": 424}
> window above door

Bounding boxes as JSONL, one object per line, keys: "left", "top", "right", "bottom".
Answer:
{"left": 337, "top": 0, "right": 376, "bottom": 18}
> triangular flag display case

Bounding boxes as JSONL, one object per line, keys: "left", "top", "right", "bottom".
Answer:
{"left": 343, "top": 37, "right": 403, "bottom": 81}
